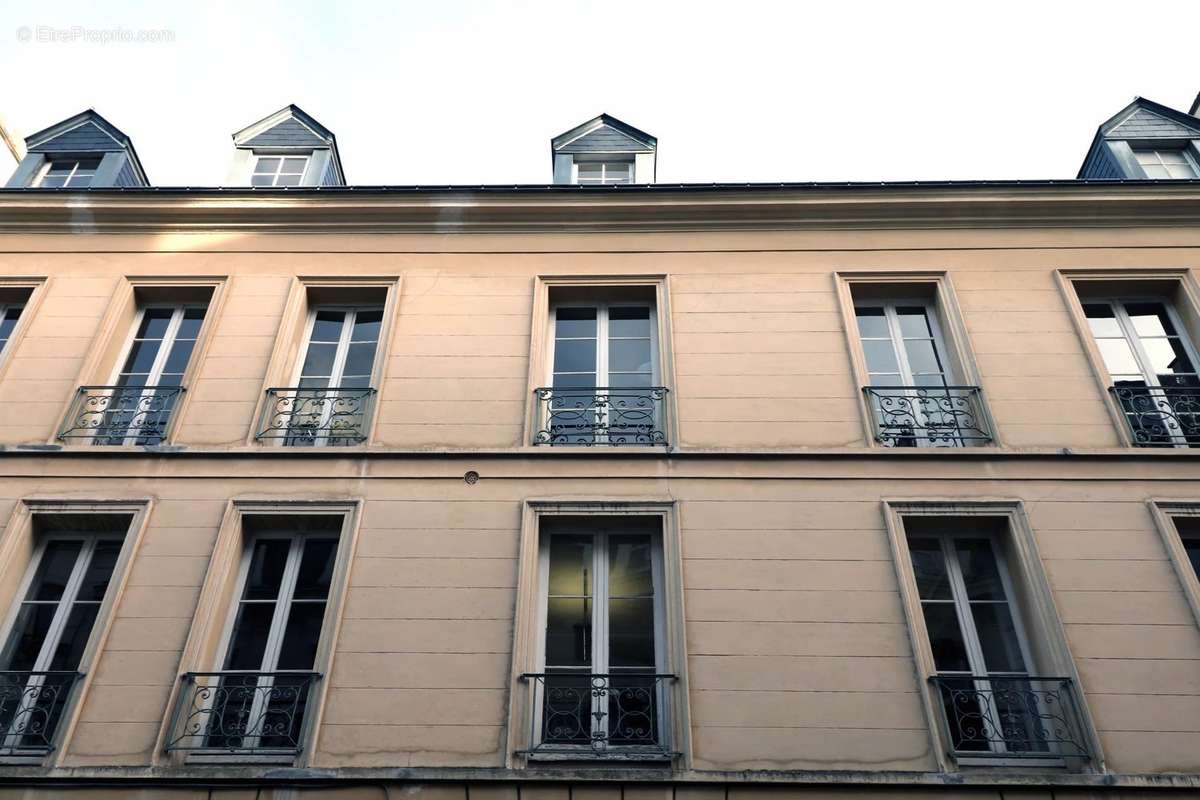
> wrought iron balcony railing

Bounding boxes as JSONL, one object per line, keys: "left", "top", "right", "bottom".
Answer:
{"left": 165, "top": 671, "right": 320, "bottom": 756}
{"left": 256, "top": 387, "right": 376, "bottom": 446}
{"left": 929, "top": 675, "right": 1090, "bottom": 761}
{"left": 518, "top": 672, "right": 677, "bottom": 761}
{"left": 1110, "top": 385, "right": 1200, "bottom": 447}
{"left": 863, "top": 386, "right": 992, "bottom": 447}
{"left": 58, "top": 385, "right": 185, "bottom": 445}
{"left": 0, "top": 671, "right": 82, "bottom": 756}
{"left": 533, "top": 387, "right": 669, "bottom": 446}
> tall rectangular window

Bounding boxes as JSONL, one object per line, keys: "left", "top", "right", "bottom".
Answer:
{"left": 537, "top": 294, "right": 666, "bottom": 446}
{"left": 1083, "top": 298, "right": 1200, "bottom": 446}
{"left": 525, "top": 517, "right": 671, "bottom": 758}
{"left": 260, "top": 306, "right": 382, "bottom": 446}
{"left": 0, "top": 302, "right": 25, "bottom": 355}
{"left": 0, "top": 523, "right": 127, "bottom": 756}
{"left": 849, "top": 286, "right": 990, "bottom": 447}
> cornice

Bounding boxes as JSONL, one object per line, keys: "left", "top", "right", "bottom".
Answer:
{"left": 0, "top": 182, "right": 1199, "bottom": 233}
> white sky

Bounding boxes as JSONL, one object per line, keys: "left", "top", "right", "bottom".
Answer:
{"left": 1, "top": 0, "right": 1197, "bottom": 186}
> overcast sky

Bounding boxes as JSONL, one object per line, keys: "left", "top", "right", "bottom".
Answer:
{"left": 1, "top": 0, "right": 1197, "bottom": 185}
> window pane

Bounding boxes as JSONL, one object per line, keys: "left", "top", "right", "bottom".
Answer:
{"left": 1083, "top": 303, "right": 1122, "bottom": 337}
{"left": 77, "top": 541, "right": 122, "bottom": 602}
{"left": 255, "top": 158, "right": 280, "bottom": 173}
{"left": 275, "top": 174, "right": 302, "bottom": 187}
{"left": 162, "top": 338, "right": 196, "bottom": 377}
{"left": 176, "top": 308, "right": 207, "bottom": 339}
{"left": 136, "top": 308, "right": 174, "bottom": 340}
{"left": 123, "top": 339, "right": 161, "bottom": 375}
{"left": 608, "top": 598, "right": 655, "bottom": 667}
{"left": 282, "top": 158, "right": 307, "bottom": 173}
{"left": 903, "top": 338, "right": 944, "bottom": 375}
{"left": 908, "top": 538, "right": 952, "bottom": 600}
{"left": 311, "top": 311, "right": 346, "bottom": 342}
{"left": 545, "top": 597, "right": 591, "bottom": 667}
{"left": 342, "top": 342, "right": 378, "bottom": 378}
{"left": 250, "top": 174, "right": 275, "bottom": 186}
{"left": 224, "top": 603, "right": 274, "bottom": 670}
{"left": 897, "top": 307, "right": 933, "bottom": 338}
{"left": 1096, "top": 338, "right": 1141, "bottom": 376}
{"left": 551, "top": 372, "right": 597, "bottom": 389}
{"left": 1143, "top": 337, "right": 1195, "bottom": 376}
{"left": 862, "top": 340, "right": 900, "bottom": 374}
{"left": 1184, "top": 538, "right": 1200, "bottom": 579}
{"left": 577, "top": 164, "right": 602, "bottom": 179}
{"left": 352, "top": 310, "right": 383, "bottom": 342}
{"left": 548, "top": 535, "right": 593, "bottom": 596}
{"left": 608, "top": 535, "right": 653, "bottom": 596}
{"left": 855, "top": 307, "right": 889, "bottom": 339}
{"left": 0, "top": 604, "right": 57, "bottom": 670}
{"left": 553, "top": 339, "right": 597, "bottom": 374}
{"left": 609, "top": 339, "right": 652, "bottom": 374}
{"left": 555, "top": 308, "right": 597, "bottom": 339}
{"left": 921, "top": 603, "right": 970, "bottom": 673}
{"left": 954, "top": 539, "right": 1006, "bottom": 601}
{"left": 27, "top": 541, "right": 84, "bottom": 602}
{"left": 242, "top": 539, "right": 291, "bottom": 600}
{"left": 300, "top": 343, "right": 337, "bottom": 379}
{"left": 293, "top": 538, "right": 338, "bottom": 600}
{"left": 609, "top": 307, "right": 651, "bottom": 338}
{"left": 970, "top": 603, "right": 1026, "bottom": 673}
{"left": 1126, "top": 303, "right": 1175, "bottom": 337}
{"left": 276, "top": 602, "right": 326, "bottom": 670}
{"left": 49, "top": 603, "right": 100, "bottom": 671}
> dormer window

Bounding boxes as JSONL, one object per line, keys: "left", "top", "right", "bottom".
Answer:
{"left": 251, "top": 156, "right": 309, "bottom": 187}
{"left": 1134, "top": 148, "right": 1200, "bottom": 179}
{"left": 34, "top": 157, "right": 102, "bottom": 188}
{"left": 576, "top": 160, "right": 633, "bottom": 185}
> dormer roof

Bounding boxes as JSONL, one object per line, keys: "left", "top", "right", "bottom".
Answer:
{"left": 551, "top": 113, "right": 656, "bottom": 155}
{"left": 23, "top": 109, "right": 148, "bottom": 185}
{"left": 232, "top": 104, "right": 345, "bottom": 184}
{"left": 1077, "top": 96, "right": 1200, "bottom": 179}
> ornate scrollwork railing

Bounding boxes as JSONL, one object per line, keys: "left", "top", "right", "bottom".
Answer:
{"left": 58, "top": 385, "right": 185, "bottom": 445}
{"left": 929, "top": 675, "right": 1090, "bottom": 760}
{"left": 1110, "top": 385, "right": 1200, "bottom": 447}
{"left": 257, "top": 387, "right": 376, "bottom": 446}
{"left": 165, "top": 671, "right": 320, "bottom": 755}
{"left": 863, "top": 386, "right": 992, "bottom": 447}
{"left": 0, "top": 671, "right": 82, "bottom": 756}
{"left": 533, "top": 387, "right": 669, "bottom": 446}
{"left": 518, "top": 673, "right": 676, "bottom": 761}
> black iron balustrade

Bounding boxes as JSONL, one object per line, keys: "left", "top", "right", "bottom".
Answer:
{"left": 518, "top": 673, "right": 676, "bottom": 761}
{"left": 533, "top": 387, "right": 669, "bottom": 446}
{"left": 58, "top": 385, "right": 185, "bottom": 445}
{"left": 929, "top": 675, "right": 1090, "bottom": 760}
{"left": 0, "top": 671, "right": 82, "bottom": 756}
{"left": 863, "top": 386, "right": 992, "bottom": 447}
{"left": 257, "top": 387, "right": 376, "bottom": 446}
{"left": 1110, "top": 385, "right": 1200, "bottom": 447}
{"left": 166, "top": 671, "right": 320, "bottom": 755}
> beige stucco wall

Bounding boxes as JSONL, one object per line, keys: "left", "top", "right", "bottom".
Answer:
{"left": 0, "top": 218, "right": 1198, "bottom": 793}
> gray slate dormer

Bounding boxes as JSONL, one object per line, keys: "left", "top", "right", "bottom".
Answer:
{"left": 1078, "top": 96, "right": 1200, "bottom": 179}
{"left": 229, "top": 105, "right": 345, "bottom": 187}
{"left": 5, "top": 110, "right": 148, "bottom": 188}
{"left": 551, "top": 114, "right": 656, "bottom": 184}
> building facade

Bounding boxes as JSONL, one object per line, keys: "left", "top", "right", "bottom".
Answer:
{"left": 0, "top": 100, "right": 1197, "bottom": 799}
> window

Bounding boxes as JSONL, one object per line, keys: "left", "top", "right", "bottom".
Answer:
{"left": 34, "top": 158, "right": 101, "bottom": 188}
{"left": 259, "top": 306, "right": 382, "bottom": 446}
{"left": 524, "top": 517, "right": 672, "bottom": 759}
{"left": 852, "top": 295, "right": 990, "bottom": 447}
{"left": 0, "top": 532, "right": 123, "bottom": 756}
{"left": 537, "top": 296, "right": 666, "bottom": 445}
{"left": 0, "top": 303, "right": 24, "bottom": 355}
{"left": 167, "top": 523, "right": 340, "bottom": 756}
{"left": 1083, "top": 298, "right": 1200, "bottom": 446}
{"left": 60, "top": 303, "right": 207, "bottom": 446}
{"left": 576, "top": 161, "right": 633, "bottom": 185}
{"left": 251, "top": 156, "right": 309, "bottom": 187}
{"left": 1134, "top": 148, "right": 1200, "bottom": 179}
{"left": 897, "top": 515, "right": 1090, "bottom": 764}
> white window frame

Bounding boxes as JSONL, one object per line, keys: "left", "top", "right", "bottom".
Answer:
{"left": 0, "top": 533, "right": 122, "bottom": 754}
{"left": 251, "top": 155, "right": 310, "bottom": 187}
{"left": 1083, "top": 295, "right": 1200, "bottom": 447}
{"left": 101, "top": 303, "right": 205, "bottom": 446}
{"left": 572, "top": 160, "right": 634, "bottom": 185}
{"left": 32, "top": 158, "right": 100, "bottom": 188}
{"left": 532, "top": 522, "right": 669, "bottom": 754}
{"left": 208, "top": 529, "right": 337, "bottom": 753}
{"left": 1134, "top": 148, "right": 1200, "bottom": 179}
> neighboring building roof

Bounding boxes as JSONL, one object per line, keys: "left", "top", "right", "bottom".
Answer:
{"left": 551, "top": 113, "right": 657, "bottom": 155}
{"left": 23, "top": 109, "right": 149, "bottom": 184}
{"left": 1078, "top": 96, "right": 1200, "bottom": 178}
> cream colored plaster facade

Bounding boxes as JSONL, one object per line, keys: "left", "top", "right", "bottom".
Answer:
{"left": 0, "top": 185, "right": 1197, "bottom": 798}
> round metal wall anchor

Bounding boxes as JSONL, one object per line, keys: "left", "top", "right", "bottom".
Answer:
{"left": 463, "top": 470, "right": 480, "bottom": 485}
